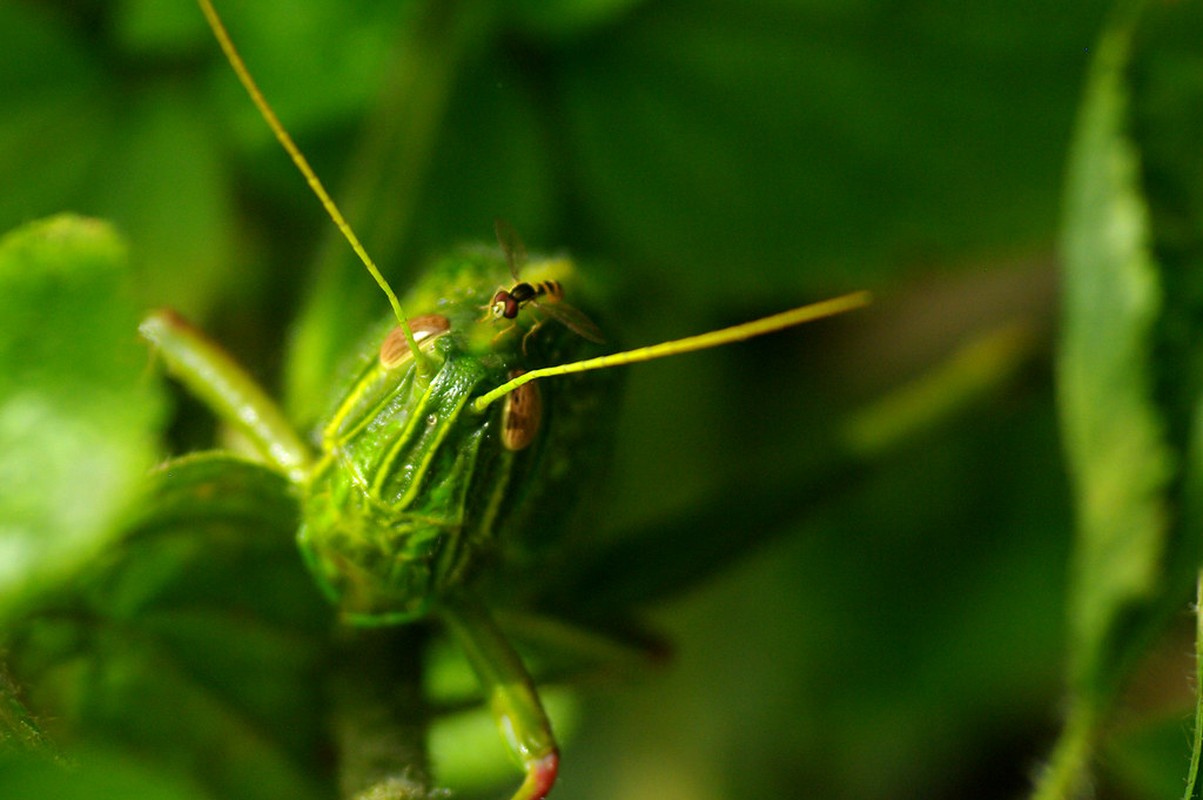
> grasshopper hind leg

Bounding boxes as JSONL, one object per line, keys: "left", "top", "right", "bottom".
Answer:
{"left": 438, "top": 592, "right": 560, "bottom": 800}
{"left": 513, "top": 752, "right": 560, "bottom": 800}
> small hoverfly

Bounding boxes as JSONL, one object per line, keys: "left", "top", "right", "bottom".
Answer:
{"left": 488, "top": 218, "right": 607, "bottom": 348}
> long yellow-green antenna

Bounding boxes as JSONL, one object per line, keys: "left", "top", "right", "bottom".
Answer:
{"left": 472, "top": 290, "right": 871, "bottom": 412}
{"left": 196, "top": 0, "right": 432, "bottom": 377}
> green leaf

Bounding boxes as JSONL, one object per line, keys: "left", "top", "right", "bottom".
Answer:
{"left": 1044, "top": 1, "right": 1169, "bottom": 796}
{"left": 112, "top": 0, "right": 209, "bottom": 56}
{"left": 0, "top": 5, "right": 244, "bottom": 321}
{"left": 0, "top": 6, "right": 110, "bottom": 246}
{"left": 1056, "top": 0, "right": 1165, "bottom": 700}
{"left": 554, "top": 0, "right": 1108, "bottom": 297}
{"left": 506, "top": 0, "right": 647, "bottom": 39}
{"left": 85, "top": 86, "right": 238, "bottom": 320}
{"left": 5, "top": 453, "right": 335, "bottom": 800}
{"left": 0, "top": 662, "right": 53, "bottom": 756}
{"left": 1121, "top": 4, "right": 1203, "bottom": 793}
{"left": 0, "top": 215, "right": 164, "bottom": 626}
{"left": 0, "top": 749, "right": 208, "bottom": 800}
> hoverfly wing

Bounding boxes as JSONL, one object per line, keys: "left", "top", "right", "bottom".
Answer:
{"left": 538, "top": 299, "right": 607, "bottom": 344}
{"left": 494, "top": 219, "right": 605, "bottom": 343}
{"left": 493, "top": 218, "right": 528, "bottom": 281}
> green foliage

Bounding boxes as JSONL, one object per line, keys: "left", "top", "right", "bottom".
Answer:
{"left": 0, "top": 749, "right": 208, "bottom": 800}
{"left": 1057, "top": 0, "right": 1171, "bottom": 704}
{"left": 0, "top": 215, "right": 163, "bottom": 626}
{"left": 6, "top": 453, "right": 336, "bottom": 799}
{"left": 1042, "top": 1, "right": 1203, "bottom": 797}
{"left": 5, "top": 0, "right": 1203, "bottom": 798}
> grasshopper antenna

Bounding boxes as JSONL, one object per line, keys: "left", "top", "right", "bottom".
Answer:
{"left": 196, "top": 0, "right": 433, "bottom": 379}
{"left": 472, "top": 290, "right": 871, "bottom": 412}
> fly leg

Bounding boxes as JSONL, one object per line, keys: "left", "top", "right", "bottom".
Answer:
{"left": 520, "top": 317, "right": 546, "bottom": 355}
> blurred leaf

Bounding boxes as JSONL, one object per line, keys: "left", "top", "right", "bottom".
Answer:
{"left": 0, "top": 215, "right": 163, "bottom": 626}
{"left": 506, "top": 0, "right": 647, "bottom": 39}
{"left": 0, "top": 4, "right": 245, "bottom": 320}
{"left": 0, "top": 662, "right": 53, "bottom": 756}
{"left": 1056, "top": 0, "right": 1165, "bottom": 699}
{"left": 0, "top": 749, "right": 208, "bottom": 800}
{"left": 843, "top": 322, "right": 1039, "bottom": 456}
{"left": 112, "top": 0, "right": 209, "bottom": 55}
{"left": 5, "top": 453, "right": 335, "bottom": 800}
{"left": 0, "top": 5, "right": 109, "bottom": 234}
{"left": 202, "top": 1, "right": 414, "bottom": 148}
{"left": 561, "top": 392, "right": 1073, "bottom": 800}
{"left": 87, "top": 87, "right": 237, "bottom": 319}
{"left": 1106, "top": 714, "right": 1200, "bottom": 800}
{"left": 1044, "top": 1, "right": 1182, "bottom": 796}
{"left": 553, "top": 0, "right": 1107, "bottom": 297}
{"left": 1125, "top": 4, "right": 1203, "bottom": 797}
{"left": 534, "top": 463, "right": 862, "bottom": 616}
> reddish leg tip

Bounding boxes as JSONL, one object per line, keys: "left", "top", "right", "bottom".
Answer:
{"left": 525, "top": 750, "right": 560, "bottom": 800}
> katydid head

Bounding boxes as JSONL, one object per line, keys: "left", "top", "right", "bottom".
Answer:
{"left": 300, "top": 250, "right": 614, "bottom": 624}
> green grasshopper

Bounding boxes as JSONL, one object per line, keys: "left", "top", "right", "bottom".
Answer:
{"left": 138, "top": 2, "right": 869, "bottom": 798}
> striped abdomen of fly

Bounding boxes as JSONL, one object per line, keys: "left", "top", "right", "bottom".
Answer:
{"left": 298, "top": 251, "right": 614, "bottom": 625}
{"left": 491, "top": 280, "right": 563, "bottom": 320}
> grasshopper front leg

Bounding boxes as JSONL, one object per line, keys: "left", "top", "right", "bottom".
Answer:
{"left": 440, "top": 591, "right": 560, "bottom": 800}
{"left": 140, "top": 309, "right": 313, "bottom": 481}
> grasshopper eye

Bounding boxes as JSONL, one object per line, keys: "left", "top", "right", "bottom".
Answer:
{"left": 500, "top": 370, "right": 541, "bottom": 451}
{"left": 379, "top": 314, "right": 450, "bottom": 369}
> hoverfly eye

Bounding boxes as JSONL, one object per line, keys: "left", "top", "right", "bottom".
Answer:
{"left": 489, "top": 291, "right": 510, "bottom": 320}
{"left": 379, "top": 314, "right": 451, "bottom": 369}
{"left": 490, "top": 291, "right": 520, "bottom": 320}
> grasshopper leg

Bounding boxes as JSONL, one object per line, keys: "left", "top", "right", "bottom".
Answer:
{"left": 512, "top": 751, "right": 559, "bottom": 800}
{"left": 439, "top": 591, "right": 559, "bottom": 800}
{"left": 139, "top": 309, "right": 312, "bottom": 482}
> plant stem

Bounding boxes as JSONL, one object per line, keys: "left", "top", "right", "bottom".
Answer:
{"left": 330, "top": 627, "right": 435, "bottom": 800}
{"left": 1030, "top": 700, "right": 1097, "bottom": 800}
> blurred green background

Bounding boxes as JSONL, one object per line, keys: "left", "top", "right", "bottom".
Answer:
{"left": 4, "top": 0, "right": 1202, "bottom": 799}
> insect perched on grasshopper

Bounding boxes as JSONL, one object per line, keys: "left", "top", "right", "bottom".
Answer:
{"left": 487, "top": 219, "right": 607, "bottom": 350}
{"left": 140, "top": 2, "right": 870, "bottom": 798}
